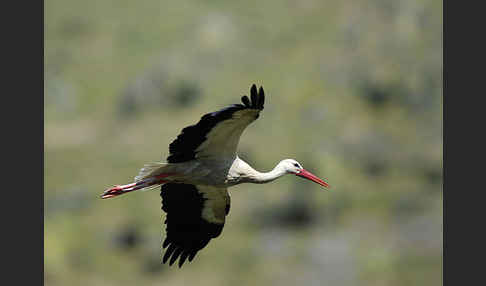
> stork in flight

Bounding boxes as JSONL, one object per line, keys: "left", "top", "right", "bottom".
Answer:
{"left": 101, "top": 84, "right": 330, "bottom": 267}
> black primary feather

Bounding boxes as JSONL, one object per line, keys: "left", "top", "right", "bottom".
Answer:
{"left": 241, "top": 95, "right": 251, "bottom": 107}
{"left": 250, "top": 84, "right": 258, "bottom": 108}
{"left": 160, "top": 183, "right": 229, "bottom": 267}
{"left": 258, "top": 86, "right": 265, "bottom": 108}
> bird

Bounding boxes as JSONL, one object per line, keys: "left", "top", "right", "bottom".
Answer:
{"left": 101, "top": 84, "right": 330, "bottom": 267}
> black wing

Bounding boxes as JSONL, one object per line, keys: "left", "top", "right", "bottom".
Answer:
{"left": 160, "top": 183, "right": 230, "bottom": 267}
{"left": 167, "top": 84, "right": 265, "bottom": 163}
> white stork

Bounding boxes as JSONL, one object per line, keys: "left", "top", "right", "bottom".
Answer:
{"left": 101, "top": 84, "right": 330, "bottom": 267}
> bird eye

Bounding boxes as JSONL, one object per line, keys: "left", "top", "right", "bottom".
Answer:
{"left": 293, "top": 163, "right": 299, "bottom": 168}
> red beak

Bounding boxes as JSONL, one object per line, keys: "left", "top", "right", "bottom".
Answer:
{"left": 295, "top": 169, "right": 330, "bottom": 188}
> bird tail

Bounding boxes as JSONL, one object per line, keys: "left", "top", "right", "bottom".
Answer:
{"left": 134, "top": 162, "right": 169, "bottom": 182}
{"left": 101, "top": 162, "right": 174, "bottom": 199}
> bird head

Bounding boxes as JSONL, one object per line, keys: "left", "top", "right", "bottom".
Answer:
{"left": 280, "top": 159, "right": 330, "bottom": 189}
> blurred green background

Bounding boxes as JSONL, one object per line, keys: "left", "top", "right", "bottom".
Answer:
{"left": 44, "top": 0, "right": 442, "bottom": 285}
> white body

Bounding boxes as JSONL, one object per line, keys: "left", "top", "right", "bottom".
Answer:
{"left": 134, "top": 156, "right": 296, "bottom": 188}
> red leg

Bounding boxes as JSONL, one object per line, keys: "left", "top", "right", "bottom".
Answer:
{"left": 101, "top": 173, "right": 176, "bottom": 199}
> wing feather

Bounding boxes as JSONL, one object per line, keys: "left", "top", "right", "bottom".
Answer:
{"left": 167, "top": 84, "right": 265, "bottom": 163}
{"left": 160, "top": 183, "right": 230, "bottom": 267}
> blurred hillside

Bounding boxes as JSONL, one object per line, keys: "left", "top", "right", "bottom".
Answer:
{"left": 44, "top": 0, "right": 442, "bottom": 285}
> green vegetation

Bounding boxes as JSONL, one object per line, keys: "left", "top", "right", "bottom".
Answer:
{"left": 45, "top": 0, "right": 442, "bottom": 285}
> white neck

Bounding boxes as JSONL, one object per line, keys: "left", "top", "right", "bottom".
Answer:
{"left": 248, "top": 162, "right": 287, "bottom": 184}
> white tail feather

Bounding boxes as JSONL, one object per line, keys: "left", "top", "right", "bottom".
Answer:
{"left": 134, "top": 162, "right": 168, "bottom": 182}
{"left": 139, "top": 183, "right": 164, "bottom": 193}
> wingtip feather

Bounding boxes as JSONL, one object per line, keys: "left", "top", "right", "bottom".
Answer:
{"left": 178, "top": 252, "right": 189, "bottom": 268}
{"left": 188, "top": 251, "right": 197, "bottom": 262}
{"left": 250, "top": 84, "right": 258, "bottom": 107}
{"left": 162, "top": 237, "right": 170, "bottom": 249}
{"left": 169, "top": 248, "right": 183, "bottom": 266}
{"left": 163, "top": 244, "right": 177, "bottom": 264}
{"left": 241, "top": 95, "right": 251, "bottom": 107}
{"left": 246, "top": 84, "right": 265, "bottom": 110}
{"left": 258, "top": 86, "right": 265, "bottom": 109}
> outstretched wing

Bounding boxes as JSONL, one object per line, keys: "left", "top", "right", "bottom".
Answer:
{"left": 167, "top": 84, "right": 265, "bottom": 163}
{"left": 160, "top": 183, "right": 231, "bottom": 267}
